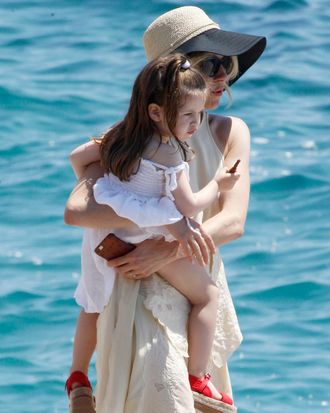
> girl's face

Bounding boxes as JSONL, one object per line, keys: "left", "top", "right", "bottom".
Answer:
{"left": 174, "top": 94, "right": 206, "bottom": 141}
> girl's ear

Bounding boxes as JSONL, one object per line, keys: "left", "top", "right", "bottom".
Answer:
{"left": 148, "top": 103, "right": 164, "bottom": 122}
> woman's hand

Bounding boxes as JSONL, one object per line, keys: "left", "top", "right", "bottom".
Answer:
{"left": 106, "top": 238, "right": 180, "bottom": 280}
{"left": 166, "top": 217, "right": 216, "bottom": 266}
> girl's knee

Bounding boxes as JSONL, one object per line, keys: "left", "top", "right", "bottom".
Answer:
{"left": 208, "top": 283, "right": 219, "bottom": 303}
{"left": 194, "top": 282, "right": 219, "bottom": 306}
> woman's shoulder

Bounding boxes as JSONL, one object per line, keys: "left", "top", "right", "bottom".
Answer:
{"left": 208, "top": 114, "right": 250, "bottom": 156}
{"left": 208, "top": 113, "right": 249, "bottom": 133}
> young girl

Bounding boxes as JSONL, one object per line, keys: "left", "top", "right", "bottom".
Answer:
{"left": 66, "top": 54, "right": 239, "bottom": 412}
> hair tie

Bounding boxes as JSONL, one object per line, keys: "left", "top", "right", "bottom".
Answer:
{"left": 180, "top": 60, "right": 191, "bottom": 71}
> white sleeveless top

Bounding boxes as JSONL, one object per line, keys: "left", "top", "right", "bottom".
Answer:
{"left": 189, "top": 111, "right": 224, "bottom": 222}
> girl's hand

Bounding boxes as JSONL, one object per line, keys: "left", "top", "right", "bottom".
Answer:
{"left": 106, "top": 238, "right": 180, "bottom": 280}
{"left": 215, "top": 167, "right": 240, "bottom": 192}
{"left": 166, "top": 217, "right": 216, "bottom": 266}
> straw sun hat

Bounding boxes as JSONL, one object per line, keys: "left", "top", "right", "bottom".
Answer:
{"left": 143, "top": 6, "right": 266, "bottom": 85}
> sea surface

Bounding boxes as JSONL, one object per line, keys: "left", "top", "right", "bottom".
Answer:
{"left": 0, "top": 1, "right": 329, "bottom": 412}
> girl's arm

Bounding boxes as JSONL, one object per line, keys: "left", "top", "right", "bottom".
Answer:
{"left": 172, "top": 171, "right": 219, "bottom": 217}
{"left": 146, "top": 139, "right": 225, "bottom": 217}
{"left": 70, "top": 140, "right": 101, "bottom": 179}
{"left": 171, "top": 168, "right": 239, "bottom": 218}
{"left": 148, "top": 138, "right": 239, "bottom": 218}
{"left": 64, "top": 141, "right": 133, "bottom": 229}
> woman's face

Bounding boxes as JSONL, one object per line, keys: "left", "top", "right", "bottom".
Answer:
{"left": 189, "top": 53, "right": 234, "bottom": 110}
{"left": 204, "top": 66, "right": 229, "bottom": 109}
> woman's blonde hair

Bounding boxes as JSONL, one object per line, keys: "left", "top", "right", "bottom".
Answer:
{"left": 187, "top": 53, "right": 239, "bottom": 104}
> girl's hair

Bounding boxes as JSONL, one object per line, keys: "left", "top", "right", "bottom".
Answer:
{"left": 188, "top": 52, "right": 239, "bottom": 104}
{"left": 99, "top": 53, "right": 207, "bottom": 181}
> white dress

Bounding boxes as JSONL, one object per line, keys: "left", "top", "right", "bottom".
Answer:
{"left": 95, "top": 112, "right": 243, "bottom": 413}
{"left": 74, "top": 158, "right": 189, "bottom": 313}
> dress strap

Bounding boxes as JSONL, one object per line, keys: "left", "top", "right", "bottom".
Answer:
{"left": 164, "top": 162, "right": 189, "bottom": 200}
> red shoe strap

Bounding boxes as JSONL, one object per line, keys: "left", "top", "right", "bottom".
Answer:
{"left": 220, "top": 391, "right": 234, "bottom": 405}
{"left": 189, "top": 373, "right": 233, "bottom": 406}
{"left": 65, "top": 371, "right": 91, "bottom": 396}
{"left": 189, "top": 373, "right": 211, "bottom": 393}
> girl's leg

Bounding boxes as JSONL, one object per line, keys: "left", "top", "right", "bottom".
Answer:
{"left": 69, "top": 310, "right": 98, "bottom": 388}
{"left": 158, "top": 258, "right": 219, "bottom": 378}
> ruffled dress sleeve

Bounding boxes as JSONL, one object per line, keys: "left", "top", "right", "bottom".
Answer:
{"left": 93, "top": 160, "right": 189, "bottom": 228}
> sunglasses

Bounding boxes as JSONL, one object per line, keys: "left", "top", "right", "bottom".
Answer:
{"left": 198, "top": 56, "right": 233, "bottom": 77}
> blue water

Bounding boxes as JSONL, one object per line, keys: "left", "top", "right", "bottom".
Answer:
{"left": 1, "top": 0, "right": 329, "bottom": 412}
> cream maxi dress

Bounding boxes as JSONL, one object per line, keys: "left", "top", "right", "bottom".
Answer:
{"left": 95, "top": 112, "right": 243, "bottom": 413}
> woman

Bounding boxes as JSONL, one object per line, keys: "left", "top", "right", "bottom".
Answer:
{"left": 64, "top": 6, "right": 266, "bottom": 413}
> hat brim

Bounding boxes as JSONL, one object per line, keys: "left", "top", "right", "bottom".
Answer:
{"left": 175, "top": 28, "right": 266, "bottom": 85}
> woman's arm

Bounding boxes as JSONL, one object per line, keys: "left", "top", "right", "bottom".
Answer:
{"left": 203, "top": 115, "right": 250, "bottom": 247}
{"left": 64, "top": 142, "right": 179, "bottom": 277}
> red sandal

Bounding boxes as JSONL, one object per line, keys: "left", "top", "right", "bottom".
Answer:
{"left": 65, "top": 371, "right": 92, "bottom": 396}
{"left": 65, "top": 371, "right": 96, "bottom": 413}
{"left": 189, "top": 373, "right": 236, "bottom": 413}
